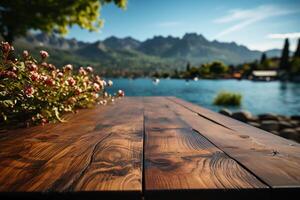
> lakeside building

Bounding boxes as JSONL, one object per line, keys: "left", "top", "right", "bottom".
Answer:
{"left": 251, "top": 70, "right": 278, "bottom": 81}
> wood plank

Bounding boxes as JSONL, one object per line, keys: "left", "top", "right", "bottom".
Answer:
{"left": 0, "top": 97, "right": 143, "bottom": 199}
{"left": 143, "top": 97, "right": 267, "bottom": 199}
{"left": 168, "top": 97, "right": 300, "bottom": 148}
{"left": 166, "top": 97, "right": 300, "bottom": 189}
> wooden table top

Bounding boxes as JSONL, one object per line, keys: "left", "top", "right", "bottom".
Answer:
{"left": 0, "top": 97, "right": 299, "bottom": 200}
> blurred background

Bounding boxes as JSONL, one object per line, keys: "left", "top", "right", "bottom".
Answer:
{"left": 1, "top": 0, "right": 300, "bottom": 117}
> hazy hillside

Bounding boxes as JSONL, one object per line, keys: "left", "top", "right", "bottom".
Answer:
{"left": 11, "top": 32, "right": 275, "bottom": 75}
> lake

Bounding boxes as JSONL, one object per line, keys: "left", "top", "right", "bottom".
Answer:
{"left": 107, "top": 78, "right": 300, "bottom": 116}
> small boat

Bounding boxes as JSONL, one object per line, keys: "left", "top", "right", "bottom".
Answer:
{"left": 152, "top": 78, "right": 160, "bottom": 85}
{"left": 193, "top": 77, "right": 199, "bottom": 81}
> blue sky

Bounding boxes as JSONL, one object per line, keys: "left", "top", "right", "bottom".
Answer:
{"left": 66, "top": 0, "right": 300, "bottom": 51}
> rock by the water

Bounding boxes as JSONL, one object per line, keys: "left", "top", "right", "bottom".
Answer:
{"left": 248, "top": 116, "right": 259, "bottom": 122}
{"left": 258, "top": 113, "right": 280, "bottom": 121}
{"left": 270, "top": 130, "right": 279, "bottom": 136}
{"left": 278, "top": 115, "right": 290, "bottom": 120}
{"left": 232, "top": 111, "right": 252, "bottom": 122}
{"left": 291, "top": 115, "right": 300, "bottom": 120}
{"left": 278, "top": 120, "right": 293, "bottom": 130}
{"left": 218, "top": 109, "right": 300, "bottom": 143}
{"left": 248, "top": 122, "right": 260, "bottom": 128}
{"left": 260, "top": 120, "right": 279, "bottom": 131}
{"left": 279, "top": 128, "right": 300, "bottom": 142}
{"left": 290, "top": 120, "right": 299, "bottom": 127}
{"left": 219, "top": 109, "right": 232, "bottom": 117}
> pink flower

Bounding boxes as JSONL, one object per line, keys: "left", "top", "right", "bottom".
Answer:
{"left": 41, "top": 118, "right": 48, "bottom": 126}
{"left": 45, "top": 77, "right": 55, "bottom": 86}
{"left": 40, "top": 62, "right": 48, "bottom": 68}
{"left": 48, "top": 64, "right": 56, "bottom": 71}
{"left": 95, "top": 75, "right": 101, "bottom": 81}
{"left": 91, "top": 92, "right": 99, "bottom": 99}
{"left": 79, "top": 67, "right": 87, "bottom": 75}
{"left": 98, "top": 80, "right": 106, "bottom": 89}
{"left": 31, "top": 116, "right": 36, "bottom": 122}
{"left": 26, "top": 63, "right": 38, "bottom": 71}
{"left": 1, "top": 42, "right": 11, "bottom": 53}
{"left": 74, "top": 87, "right": 82, "bottom": 95}
{"left": 39, "top": 75, "right": 47, "bottom": 82}
{"left": 23, "top": 50, "right": 29, "bottom": 58}
{"left": 24, "top": 86, "right": 35, "bottom": 97}
{"left": 57, "top": 72, "right": 64, "bottom": 78}
{"left": 6, "top": 71, "right": 17, "bottom": 79}
{"left": 63, "top": 64, "right": 73, "bottom": 72}
{"left": 67, "top": 77, "right": 76, "bottom": 86}
{"left": 93, "top": 83, "right": 100, "bottom": 92}
{"left": 118, "top": 90, "right": 125, "bottom": 97}
{"left": 86, "top": 66, "right": 93, "bottom": 73}
{"left": 30, "top": 72, "right": 39, "bottom": 81}
{"left": 40, "top": 50, "right": 49, "bottom": 59}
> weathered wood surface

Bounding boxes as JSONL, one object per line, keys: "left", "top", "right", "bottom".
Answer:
{"left": 0, "top": 96, "right": 299, "bottom": 199}
{"left": 0, "top": 97, "right": 144, "bottom": 199}
{"left": 167, "top": 97, "right": 300, "bottom": 188}
{"left": 143, "top": 97, "right": 268, "bottom": 200}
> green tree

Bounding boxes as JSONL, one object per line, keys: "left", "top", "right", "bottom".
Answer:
{"left": 290, "top": 58, "right": 300, "bottom": 75}
{"left": 0, "top": 0, "right": 127, "bottom": 43}
{"left": 209, "top": 61, "right": 228, "bottom": 75}
{"left": 250, "top": 60, "right": 259, "bottom": 71}
{"left": 260, "top": 53, "right": 267, "bottom": 64}
{"left": 199, "top": 63, "right": 210, "bottom": 77}
{"left": 186, "top": 62, "right": 191, "bottom": 72}
{"left": 294, "top": 38, "right": 300, "bottom": 58}
{"left": 279, "top": 38, "right": 290, "bottom": 71}
{"left": 189, "top": 67, "right": 199, "bottom": 77}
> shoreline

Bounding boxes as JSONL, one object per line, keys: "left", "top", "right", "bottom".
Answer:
{"left": 219, "top": 109, "right": 300, "bottom": 143}
{"left": 106, "top": 76, "right": 300, "bottom": 83}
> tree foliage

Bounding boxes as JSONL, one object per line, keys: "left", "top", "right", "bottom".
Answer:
{"left": 290, "top": 58, "right": 300, "bottom": 75}
{"left": 0, "top": 0, "right": 127, "bottom": 43}
{"left": 280, "top": 38, "right": 290, "bottom": 70}
{"left": 209, "top": 61, "right": 228, "bottom": 75}
{"left": 260, "top": 53, "right": 267, "bottom": 64}
{"left": 294, "top": 38, "right": 300, "bottom": 58}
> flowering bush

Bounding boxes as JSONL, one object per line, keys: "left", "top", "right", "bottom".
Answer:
{"left": 0, "top": 42, "right": 124, "bottom": 128}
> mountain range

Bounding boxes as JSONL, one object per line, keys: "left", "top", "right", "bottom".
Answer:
{"left": 12, "top": 32, "right": 283, "bottom": 75}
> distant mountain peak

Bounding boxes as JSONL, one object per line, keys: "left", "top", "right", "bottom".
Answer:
{"left": 13, "top": 32, "right": 275, "bottom": 72}
{"left": 182, "top": 33, "right": 206, "bottom": 41}
{"left": 103, "top": 36, "right": 141, "bottom": 50}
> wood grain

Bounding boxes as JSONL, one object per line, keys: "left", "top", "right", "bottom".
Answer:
{"left": 143, "top": 97, "right": 267, "bottom": 195}
{"left": 1, "top": 96, "right": 299, "bottom": 200}
{"left": 166, "top": 97, "right": 300, "bottom": 188}
{"left": 0, "top": 97, "right": 144, "bottom": 199}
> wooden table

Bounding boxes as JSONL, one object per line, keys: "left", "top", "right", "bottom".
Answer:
{"left": 0, "top": 97, "right": 299, "bottom": 200}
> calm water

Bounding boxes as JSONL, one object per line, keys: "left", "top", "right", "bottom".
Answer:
{"left": 107, "top": 78, "right": 300, "bottom": 116}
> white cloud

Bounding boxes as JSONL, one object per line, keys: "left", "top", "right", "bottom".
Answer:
{"left": 248, "top": 41, "right": 297, "bottom": 51}
{"left": 267, "top": 32, "right": 300, "bottom": 39}
{"left": 214, "top": 5, "right": 300, "bottom": 38}
{"left": 156, "top": 21, "right": 182, "bottom": 28}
